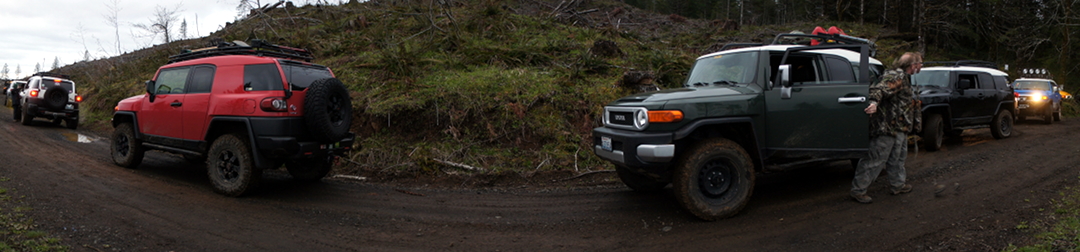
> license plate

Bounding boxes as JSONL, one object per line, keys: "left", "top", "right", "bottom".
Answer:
{"left": 601, "top": 136, "right": 612, "bottom": 152}
{"left": 65, "top": 104, "right": 73, "bottom": 110}
{"left": 1018, "top": 104, "right": 1029, "bottom": 109}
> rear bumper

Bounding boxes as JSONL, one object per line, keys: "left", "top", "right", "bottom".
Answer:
{"left": 24, "top": 102, "right": 79, "bottom": 120}
{"left": 256, "top": 132, "right": 356, "bottom": 159}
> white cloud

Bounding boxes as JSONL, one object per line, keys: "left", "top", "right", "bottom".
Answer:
{"left": 0, "top": 0, "right": 239, "bottom": 78}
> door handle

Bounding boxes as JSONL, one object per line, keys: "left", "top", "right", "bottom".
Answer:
{"left": 838, "top": 97, "right": 867, "bottom": 103}
{"left": 170, "top": 102, "right": 182, "bottom": 107}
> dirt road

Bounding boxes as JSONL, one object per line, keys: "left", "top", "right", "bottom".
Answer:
{"left": 0, "top": 104, "right": 1075, "bottom": 251}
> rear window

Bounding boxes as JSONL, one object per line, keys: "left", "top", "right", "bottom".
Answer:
{"left": 280, "top": 61, "right": 333, "bottom": 90}
{"left": 40, "top": 78, "right": 75, "bottom": 93}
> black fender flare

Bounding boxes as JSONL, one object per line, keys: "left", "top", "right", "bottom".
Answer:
{"left": 205, "top": 116, "right": 272, "bottom": 170}
{"left": 111, "top": 111, "right": 142, "bottom": 140}
{"left": 672, "top": 117, "right": 764, "bottom": 172}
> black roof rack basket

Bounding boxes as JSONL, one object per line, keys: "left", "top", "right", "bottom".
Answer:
{"left": 923, "top": 60, "right": 998, "bottom": 69}
{"left": 30, "top": 72, "right": 71, "bottom": 80}
{"left": 168, "top": 39, "right": 314, "bottom": 63}
{"left": 718, "top": 33, "right": 877, "bottom": 56}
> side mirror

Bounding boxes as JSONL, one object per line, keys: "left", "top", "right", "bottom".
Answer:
{"left": 145, "top": 80, "right": 156, "bottom": 102}
{"left": 777, "top": 64, "right": 792, "bottom": 99}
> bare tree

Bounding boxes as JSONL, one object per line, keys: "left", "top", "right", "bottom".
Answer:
{"left": 1, "top": 64, "right": 8, "bottom": 80}
{"left": 180, "top": 18, "right": 188, "bottom": 40}
{"left": 237, "top": 0, "right": 265, "bottom": 17}
{"left": 34, "top": 63, "right": 40, "bottom": 73}
{"left": 103, "top": 0, "right": 122, "bottom": 55}
{"left": 134, "top": 4, "right": 183, "bottom": 44}
{"left": 15, "top": 65, "right": 21, "bottom": 78}
{"left": 84, "top": 50, "right": 91, "bottom": 62}
{"left": 51, "top": 57, "right": 60, "bottom": 71}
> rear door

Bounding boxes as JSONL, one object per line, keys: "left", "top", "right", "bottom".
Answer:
{"left": 181, "top": 65, "right": 216, "bottom": 141}
{"left": 764, "top": 49, "right": 870, "bottom": 157}
{"left": 950, "top": 72, "right": 986, "bottom": 124}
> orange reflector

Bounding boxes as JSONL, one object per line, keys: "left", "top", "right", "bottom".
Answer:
{"left": 648, "top": 110, "right": 683, "bottom": 123}
{"left": 54, "top": 79, "right": 61, "bottom": 83}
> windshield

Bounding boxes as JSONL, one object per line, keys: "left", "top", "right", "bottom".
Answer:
{"left": 280, "top": 61, "right": 333, "bottom": 90}
{"left": 911, "top": 70, "right": 949, "bottom": 88}
{"left": 684, "top": 51, "right": 758, "bottom": 87}
{"left": 1013, "top": 81, "right": 1051, "bottom": 90}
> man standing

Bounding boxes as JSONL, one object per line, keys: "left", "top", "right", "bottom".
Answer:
{"left": 10, "top": 81, "right": 21, "bottom": 122}
{"left": 851, "top": 52, "right": 923, "bottom": 203}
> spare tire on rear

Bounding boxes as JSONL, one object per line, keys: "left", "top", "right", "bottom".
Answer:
{"left": 304, "top": 78, "right": 353, "bottom": 142}
{"left": 43, "top": 85, "right": 68, "bottom": 110}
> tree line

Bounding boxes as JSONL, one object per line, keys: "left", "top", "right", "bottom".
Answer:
{"left": 623, "top": 0, "right": 1080, "bottom": 85}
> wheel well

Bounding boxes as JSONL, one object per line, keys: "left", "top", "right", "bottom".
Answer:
{"left": 676, "top": 122, "right": 763, "bottom": 171}
{"left": 111, "top": 113, "right": 134, "bottom": 128}
{"left": 205, "top": 120, "right": 249, "bottom": 143}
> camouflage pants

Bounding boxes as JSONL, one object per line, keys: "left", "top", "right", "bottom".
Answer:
{"left": 851, "top": 133, "right": 908, "bottom": 195}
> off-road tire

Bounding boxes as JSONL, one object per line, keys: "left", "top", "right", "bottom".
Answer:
{"left": 66, "top": 118, "right": 78, "bottom": 129}
{"left": 1043, "top": 106, "right": 1054, "bottom": 125}
{"left": 672, "top": 138, "right": 755, "bottom": 221}
{"left": 20, "top": 105, "right": 32, "bottom": 125}
{"left": 1054, "top": 103, "right": 1062, "bottom": 121}
{"left": 285, "top": 155, "right": 333, "bottom": 183}
{"left": 43, "top": 85, "right": 67, "bottom": 110}
{"left": 111, "top": 123, "right": 144, "bottom": 168}
{"left": 615, "top": 166, "right": 668, "bottom": 192}
{"left": 922, "top": 113, "right": 944, "bottom": 151}
{"left": 207, "top": 134, "right": 261, "bottom": 196}
{"left": 991, "top": 109, "right": 1013, "bottom": 139}
{"left": 304, "top": 78, "right": 353, "bottom": 142}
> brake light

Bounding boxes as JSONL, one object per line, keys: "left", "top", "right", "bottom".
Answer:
{"left": 30, "top": 90, "right": 38, "bottom": 97}
{"left": 259, "top": 97, "right": 288, "bottom": 112}
{"left": 75, "top": 95, "right": 83, "bottom": 102}
{"left": 1013, "top": 92, "right": 1019, "bottom": 98}
{"left": 53, "top": 79, "right": 61, "bottom": 83}
{"left": 648, "top": 110, "right": 684, "bottom": 123}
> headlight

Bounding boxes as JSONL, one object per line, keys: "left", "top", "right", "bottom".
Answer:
{"left": 635, "top": 110, "right": 648, "bottom": 128}
{"left": 1031, "top": 95, "right": 1046, "bottom": 101}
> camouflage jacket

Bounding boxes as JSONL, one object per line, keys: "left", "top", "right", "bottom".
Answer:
{"left": 868, "top": 68, "right": 922, "bottom": 137}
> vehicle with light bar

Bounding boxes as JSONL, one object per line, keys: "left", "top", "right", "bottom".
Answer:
{"left": 911, "top": 61, "right": 1015, "bottom": 151}
{"left": 110, "top": 39, "right": 356, "bottom": 196}
{"left": 1011, "top": 78, "right": 1062, "bottom": 124}
{"left": 17, "top": 72, "right": 82, "bottom": 129}
{"left": 592, "top": 32, "right": 883, "bottom": 220}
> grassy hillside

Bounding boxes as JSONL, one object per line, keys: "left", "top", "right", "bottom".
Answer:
{"left": 59, "top": 0, "right": 920, "bottom": 179}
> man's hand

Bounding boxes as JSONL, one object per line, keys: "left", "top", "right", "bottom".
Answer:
{"left": 865, "top": 102, "right": 878, "bottom": 114}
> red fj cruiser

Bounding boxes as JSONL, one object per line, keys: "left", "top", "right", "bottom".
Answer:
{"left": 110, "top": 40, "right": 356, "bottom": 196}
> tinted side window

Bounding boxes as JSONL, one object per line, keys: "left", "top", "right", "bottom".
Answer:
{"left": 956, "top": 74, "right": 978, "bottom": 89}
{"left": 977, "top": 73, "right": 994, "bottom": 90}
{"left": 244, "top": 64, "right": 284, "bottom": 91}
{"left": 187, "top": 66, "right": 215, "bottom": 93}
{"left": 156, "top": 67, "right": 190, "bottom": 94}
{"left": 825, "top": 57, "right": 855, "bottom": 82}
{"left": 993, "top": 76, "right": 1010, "bottom": 90}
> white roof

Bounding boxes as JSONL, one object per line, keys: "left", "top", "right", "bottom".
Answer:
{"left": 1014, "top": 77, "right": 1055, "bottom": 83}
{"left": 700, "top": 45, "right": 883, "bottom": 65}
{"left": 919, "top": 66, "right": 1009, "bottom": 76}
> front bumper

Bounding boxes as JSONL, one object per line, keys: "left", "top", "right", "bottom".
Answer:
{"left": 592, "top": 127, "right": 676, "bottom": 177}
{"left": 1016, "top": 101, "right": 1052, "bottom": 116}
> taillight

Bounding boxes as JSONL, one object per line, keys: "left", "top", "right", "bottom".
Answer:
{"left": 75, "top": 95, "right": 83, "bottom": 102}
{"left": 1013, "top": 92, "right": 1020, "bottom": 98}
{"left": 260, "top": 97, "right": 288, "bottom": 112}
{"left": 29, "top": 90, "right": 38, "bottom": 97}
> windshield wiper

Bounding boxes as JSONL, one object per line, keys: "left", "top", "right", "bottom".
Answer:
{"left": 712, "top": 80, "right": 739, "bottom": 86}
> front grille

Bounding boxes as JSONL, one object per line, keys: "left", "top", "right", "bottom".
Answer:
{"left": 608, "top": 111, "right": 634, "bottom": 126}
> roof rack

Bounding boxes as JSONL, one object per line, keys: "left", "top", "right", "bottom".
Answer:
{"left": 30, "top": 72, "right": 71, "bottom": 80}
{"left": 924, "top": 60, "right": 998, "bottom": 69}
{"left": 718, "top": 33, "right": 877, "bottom": 56}
{"left": 168, "top": 39, "right": 314, "bottom": 63}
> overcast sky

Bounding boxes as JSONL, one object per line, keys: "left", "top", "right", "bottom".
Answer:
{"left": 0, "top": 0, "right": 241, "bottom": 79}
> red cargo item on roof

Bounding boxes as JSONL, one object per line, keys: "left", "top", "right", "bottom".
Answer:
{"left": 810, "top": 26, "right": 848, "bottom": 46}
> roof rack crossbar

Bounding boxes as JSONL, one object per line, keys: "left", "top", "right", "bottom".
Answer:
{"left": 718, "top": 43, "right": 765, "bottom": 52}
{"left": 168, "top": 39, "right": 314, "bottom": 63}
{"left": 923, "top": 60, "right": 998, "bottom": 69}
